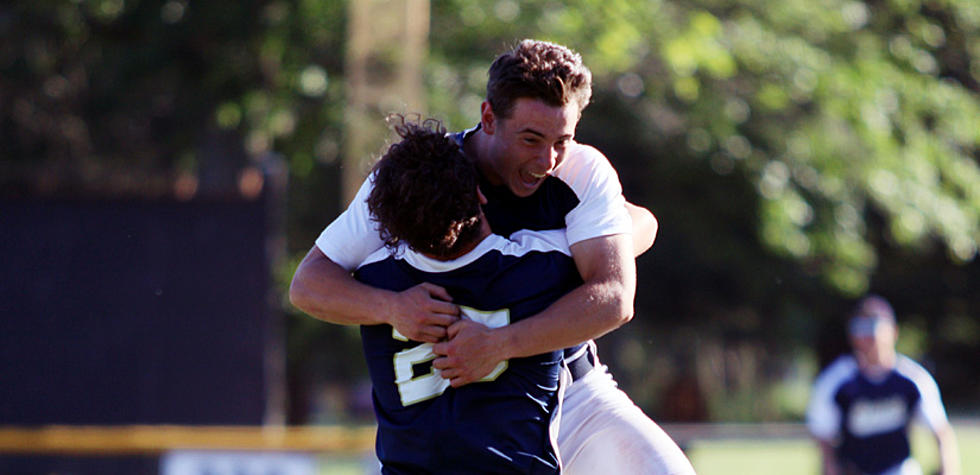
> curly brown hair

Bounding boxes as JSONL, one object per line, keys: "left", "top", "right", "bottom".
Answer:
{"left": 367, "top": 115, "right": 483, "bottom": 259}
{"left": 486, "top": 39, "right": 593, "bottom": 119}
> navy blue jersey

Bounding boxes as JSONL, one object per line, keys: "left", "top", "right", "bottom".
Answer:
{"left": 833, "top": 370, "right": 919, "bottom": 473}
{"left": 807, "top": 355, "right": 951, "bottom": 474}
{"left": 354, "top": 231, "right": 582, "bottom": 474}
{"left": 477, "top": 170, "right": 579, "bottom": 238}
{"left": 451, "top": 127, "right": 579, "bottom": 239}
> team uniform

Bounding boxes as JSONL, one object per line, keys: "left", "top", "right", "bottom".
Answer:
{"left": 354, "top": 230, "right": 582, "bottom": 474}
{"left": 316, "top": 125, "right": 693, "bottom": 474}
{"left": 806, "top": 354, "right": 952, "bottom": 475}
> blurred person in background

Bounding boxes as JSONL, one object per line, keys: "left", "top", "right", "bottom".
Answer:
{"left": 291, "top": 39, "right": 694, "bottom": 474}
{"left": 806, "top": 295, "right": 960, "bottom": 475}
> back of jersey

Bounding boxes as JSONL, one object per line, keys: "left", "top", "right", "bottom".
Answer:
{"left": 354, "top": 233, "right": 581, "bottom": 474}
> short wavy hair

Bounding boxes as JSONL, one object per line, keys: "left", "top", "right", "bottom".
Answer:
{"left": 367, "top": 115, "right": 482, "bottom": 259}
{"left": 486, "top": 39, "right": 593, "bottom": 119}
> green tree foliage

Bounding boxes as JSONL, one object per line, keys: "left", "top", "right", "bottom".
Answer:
{"left": 426, "top": 0, "right": 980, "bottom": 296}
{"left": 4, "top": 0, "right": 978, "bottom": 420}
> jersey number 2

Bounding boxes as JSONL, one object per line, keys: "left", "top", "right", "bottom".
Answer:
{"left": 392, "top": 306, "right": 510, "bottom": 406}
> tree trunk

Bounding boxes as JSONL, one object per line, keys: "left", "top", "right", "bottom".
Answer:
{"left": 343, "top": 0, "right": 429, "bottom": 203}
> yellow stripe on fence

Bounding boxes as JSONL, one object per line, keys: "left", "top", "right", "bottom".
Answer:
{"left": 0, "top": 425, "right": 376, "bottom": 455}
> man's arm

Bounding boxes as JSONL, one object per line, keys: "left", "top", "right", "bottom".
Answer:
{"left": 432, "top": 233, "right": 635, "bottom": 386}
{"left": 816, "top": 439, "right": 841, "bottom": 475}
{"left": 935, "top": 424, "right": 961, "bottom": 475}
{"left": 289, "top": 246, "right": 459, "bottom": 343}
{"left": 626, "top": 201, "right": 657, "bottom": 257}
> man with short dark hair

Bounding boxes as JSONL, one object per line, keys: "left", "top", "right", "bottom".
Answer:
{"left": 291, "top": 39, "right": 693, "bottom": 474}
{"left": 807, "top": 295, "right": 960, "bottom": 475}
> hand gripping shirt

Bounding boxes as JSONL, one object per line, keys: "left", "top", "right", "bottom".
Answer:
{"left": 354, "top": 230, "right": 583, "bottom": 474}
{"left": 806, "top": 354, "right": 951, "bottom": 474}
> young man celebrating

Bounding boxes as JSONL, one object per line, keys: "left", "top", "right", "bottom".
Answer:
{"left": 291, "top": 40, "right": 693, "bottom": 474}
{"left": 807, "top": 295, "right": 960, "bottom": 475}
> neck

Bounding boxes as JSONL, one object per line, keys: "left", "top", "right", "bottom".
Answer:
{"left": 856, "top": 349, "right": 896, "bottom": 375}
{"left": 422, "top": 219, "right": 493, "bottom": 261}
{"left": 465, "top": 128, "right": 501, "bottom": 186}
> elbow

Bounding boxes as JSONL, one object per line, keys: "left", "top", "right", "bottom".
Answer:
{"left": 615, "top": 274, "right": 636, "bottom": 325}
{"left": 288, "top": 275, "right": 313, "bottom": 315}
{"left": 648, "top": 213, "right": 659, "bottom": 248}
{"left": 287, "top": 283, "right": 304, "bottom": 312}
{"left": 615, "top": 297, "right": 635, "bottom": 327}
{"left": 603, "top": 285, "right": 634, "bottom": 329}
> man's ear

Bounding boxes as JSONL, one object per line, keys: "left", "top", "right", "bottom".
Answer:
{"left": 477, "top": 186, "right": 488, "bottom": 205}
{"left": 480, "top": 101, "right": 496, "bottom": 135}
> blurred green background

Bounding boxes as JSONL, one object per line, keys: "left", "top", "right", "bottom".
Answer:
{"left": 3, "top": 0, "right": 978, "bottom": 459}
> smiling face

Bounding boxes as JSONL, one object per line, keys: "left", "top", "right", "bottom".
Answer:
{"left": 478, "top": 97, "right": 579, "bottom": 197}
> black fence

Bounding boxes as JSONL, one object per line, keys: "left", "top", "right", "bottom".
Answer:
{"left": 1, "top": 195, "right": 278, "bottom": 427}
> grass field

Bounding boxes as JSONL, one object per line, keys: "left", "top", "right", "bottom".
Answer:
{"left": 685, "top": 424, "right": 979, "bottom": 475}
{"left": 316, "top": 423, "right": 980, "bottom": 474}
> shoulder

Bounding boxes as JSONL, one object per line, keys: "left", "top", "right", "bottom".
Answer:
{"left": 550, "top": 141, "right": 623, "bottom": 204}
{"left": 815, "top": 355, "right": 859, "bottom": 391}
{"left": 554, "top": 142, "right": 614, "bottom": 180}
{"left": 807, "top": 355, "right": 857, "bottom": 438}
{"left": 823, "top": 354, "right": 858, "bottom": 375}
{"left": 894, "top": 354, "right": 930, "bottom": 376}
{"left": 568, "top": 141, "right": 606, "bottom": 160}
{"left": 894, "top": 354, "right": 939, "bottom": 391}
{"left": 357, "top": 246, "right": 397, "bottom": 269}
{"left": 502, "top": 229, "right": 572, "bottom": 257}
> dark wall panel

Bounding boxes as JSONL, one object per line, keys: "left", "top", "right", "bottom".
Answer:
{"left": 1, "top": 197, "right": 270, "bottom": 425}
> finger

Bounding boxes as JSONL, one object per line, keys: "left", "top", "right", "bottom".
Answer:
{"left": 414, "top": 332, "right": 440, "bottom": 344}
{"left": 427, "top": 313, "right": 458, "bottom": 328}
{"left": 432, "top": 342, "right": 449, "bottom": 356}
{"left": 447, "top": 319, "right": 471, "bottom": 339}
{"left": 447, "top": 321, "right": 462, "bottom": 339}
{"left": 450, "top": 376, "right": 472, "bottom": 388}
{"left": 405, "top": 328, "right": 439, "bottom": 343}
{"left": 429, "top": 300, "right": 460, "bottom": 317}
{"left": 432, "top": 356, "right": 449, "bottom": 370}
{"left": 420, "top": 282, "right": 453, "bottom": 302}
{"left": 423, "top": 325, "right": 448, "bottom": 341}
{"left": 438, "top": 368, "right": 459, "bottom": 380}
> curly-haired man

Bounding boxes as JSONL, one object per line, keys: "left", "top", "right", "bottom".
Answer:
{"left": 354, "top": 118, "right": 579, "bottom": 473}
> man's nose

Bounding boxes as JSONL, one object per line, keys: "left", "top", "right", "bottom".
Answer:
{"left": 536, "top": 145, "right": 559, "bottom": 171}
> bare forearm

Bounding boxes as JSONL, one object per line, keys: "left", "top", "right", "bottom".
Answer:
{"left": 937, "top": 426, "right": 961, "bottom": 475}
{"left": 495, "top": 277, "right": 633, "bottom": 359}
{"left": 431, "top": 234, "right": 636, "bottom": 386}
{"left": 494, "top": 234, "right": 636, "bottom": 359}
{"left": 288, "top": 247, "right": 391, "bottom": 326}
{"left": 290, "top": 246, "right": 460, "bottom": 342}
{"left": 817, "top": 440, "right": 841, "bottom": 475}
